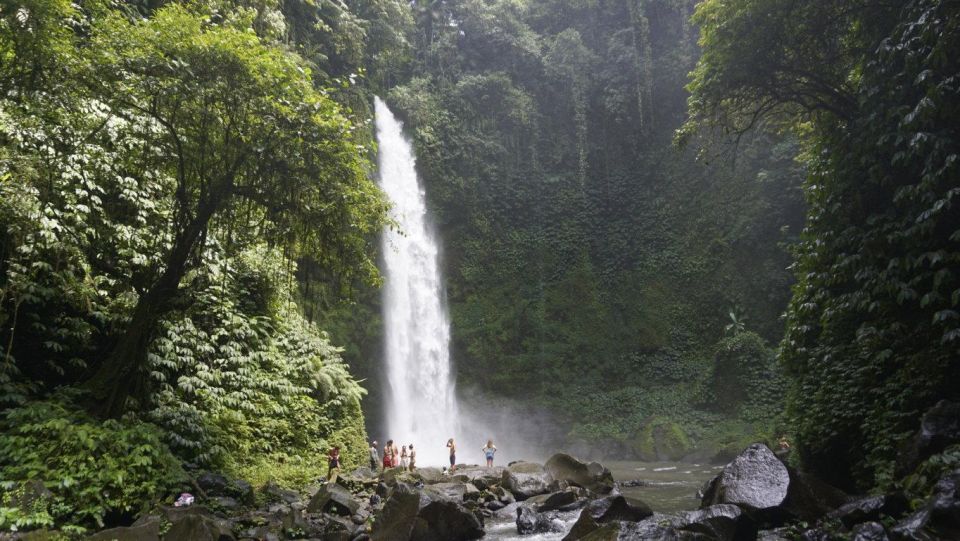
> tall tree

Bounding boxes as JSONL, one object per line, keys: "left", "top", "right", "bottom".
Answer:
{"left": 78, "top": 5, "right": 387, "bottom": 417}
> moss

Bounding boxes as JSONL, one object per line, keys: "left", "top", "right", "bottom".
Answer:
{"left": 631, "top": 417, "right": 692, "bottom": 461}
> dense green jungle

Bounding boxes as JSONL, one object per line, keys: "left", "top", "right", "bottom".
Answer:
{"left": 1, "top": 0, "right": 958, "bottom": 539}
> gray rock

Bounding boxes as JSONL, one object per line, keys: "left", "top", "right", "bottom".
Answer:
{"left": 322, "top": 514, "right": 357, "bottom": 540}
{"left": 501, "top": 462, "right": 553, "bottom": 500}
{"left": 544, "top": 453, "right": 615, "bottom": 495}
{"left": 516, "top": 504, "right": 563, "bottom": 535}
{"left": 212, "top": 496, "right": 239, "bottom": 511}
{"left": 486, "top": 500, "right": 506, "bottom": 511}
{"left": 412, "top": 499, "right": 484, "bottom": 541}
{"left": 757, "top": 528, "right": 791, "bottom": 540}
{"left": 308, "top": 483, "right": 361, "bottom": 516}
{"left": 537, "top": 490, "right": 579, "bottom": 512}
{"left": 454, "top": 466, "right": 504, "bottom": 491}
{"left": 825, "top": 494, "right": 909, "bottom": 528}
{"left": 898, "top": 400, "right": 960, "bottom": 476}
{"left": 701, "top": 443, "right": 790, "bottom": 513}
{"left": 351, "top": 466, "right": 377, "bottom": 479}
{"left": 370, "top": 483, "right": 423, "bottom": 541}
{"left": 422, "top": 482, "right": 473, "bottom": 502}
{"left": 890, "top": 470, "right": 960, "bottom": 540}
{"left": 780, "top": 468, "right": 848, "bottom": 523}
{"left": 800, "top": 529, "right": 830, "bottom": 541}
{"left": 414, "top": 467, "right": 446, "bottom": 485}
{"left": 563, "top": 494, "right": 653, "bottom": 540}
{"left": 263, "top": 481, "right": 301, "bottom": 504}
{"left": 86, "top": 516, "right": 160, "bottom": 541}
{"left": 164, "top": 512, "right": 235, "bottom": 541}
{"left": 679, "top": 503, "right": 756, "bottom": 541}
{"left": 852, "top": 521, "right": 889, "bottom": 541}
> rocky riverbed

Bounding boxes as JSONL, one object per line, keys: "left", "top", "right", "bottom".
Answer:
{"left": 62, "top": 401, "right": 960, "bottom": 541}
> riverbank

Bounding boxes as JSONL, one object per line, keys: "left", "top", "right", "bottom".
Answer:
{"left": 11, "top": 400, "right": 958, "bottom": 540}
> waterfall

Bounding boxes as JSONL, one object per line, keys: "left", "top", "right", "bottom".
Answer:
{"left": 374, "top": 97, "right": 460, "bottom": 466}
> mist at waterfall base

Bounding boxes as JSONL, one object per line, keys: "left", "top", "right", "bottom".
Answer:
{"left": 374, "top": 97, "right": 553, "bottom": 467}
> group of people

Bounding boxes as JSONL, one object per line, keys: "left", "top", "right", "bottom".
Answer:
{"left": 330, "top": 437, "right": 498, "bottom": 479}
{"left": 370, "top": 440, "right": 417, "bottom": 471}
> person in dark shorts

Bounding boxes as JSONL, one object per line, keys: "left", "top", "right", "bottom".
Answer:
{"left": 446, "top": 438, "right": 457, "bottom": 472}
{"left": 327, "top": 446, "right": 341, "bottom": 480}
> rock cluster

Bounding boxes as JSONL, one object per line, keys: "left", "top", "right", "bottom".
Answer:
{"left": 54, "top": 401, "right": 960, "bottom": 541}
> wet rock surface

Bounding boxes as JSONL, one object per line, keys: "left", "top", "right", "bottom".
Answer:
{"left": 700, "top": 444, "right": 790, "bottom": 514}
{"left": 544, "top": 453, "right": 615, "bottom": 495}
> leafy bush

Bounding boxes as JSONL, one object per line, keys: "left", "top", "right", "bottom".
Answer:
{"left": 0, "top": 398, "right": 184, "bottom": 534}
{"left": 147, "top": 246, "right": 369, "bottom": 485}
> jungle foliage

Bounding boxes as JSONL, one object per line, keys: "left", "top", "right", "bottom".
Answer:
{"left": 327, "top": 0, "right": 807, "bottom": 457}
{"left": 688, "top": 0, "right": 960, "bottom": 490}
{"left": 0, "top": 0, "right": 407, "bottom": 531}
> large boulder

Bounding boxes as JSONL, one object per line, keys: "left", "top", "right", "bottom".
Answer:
{"left": 780, "top": 469, "right": 849, "bottom": 522}
{"left": 154, "top": 507, "right": 235, "bottom": 541}
{"left": 371, "top": 483, "right": 424, "bottom": 541}
{"left": 563, "top": 494, "right": 653, "bottom": 540}
{"left": 262, "top": 480, "right": 301, "bottom": 505}
{"left": 370, "top": 481, "right": 484, "bottom": 541}
{"left": 411, "top": 499, "right": 484, "bottom": 541}
{"left": 701, "top": 444, "right": 790, "bottom": 514}
{"left": 538, "top": 489, "right": 580, "bottom": 512}
{"left": 890, "top": 470, "right": 960, "bottom": 540}
{"left": 516, "top": 504, "right": 564, "bottom": 535}
{"left": 414, "top": 467, "right": 446, "bottom": 485}
{"left": 307, "top": 482, "right": 361, "bottom": 516}
{"left": 850, "top": 522, "right": 889, "bottom": 541}
{"left": 422, "top": 482, "right": 477, "bottom": 502}
{"left": 455, "top": 466, "right": 504, "bottom": 490}
{"left": 544, "top": 453, "right": 615, "bottom": 495}
{"left": 678, "top": 504, "right": 757, "bottom": 541}
{"left": 86, "top": 517, "right": 160, "bottom": 541}
{"left": 825, "top": 494, "right": 909, "bottom": 529}
{"left": 501, "top": 462, "right": 553, "bottom": 500}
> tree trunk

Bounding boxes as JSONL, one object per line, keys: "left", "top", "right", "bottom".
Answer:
{"left": 83, "top": 202, "right": 218, "bottom": 418}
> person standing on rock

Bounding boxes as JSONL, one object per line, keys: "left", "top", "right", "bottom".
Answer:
{"left": 447, "top": 438, "right": 457, "bottom": 472}
{"left": 383, "top": 440, "right": 394, "bottom": 469}
{"left": 327, "top": 446, "right": 341, "bottom": 480}
{"left": 408, "top": 444, "right": 416, "bottom": 471}
{"left": 369, "top": 441, "right": 379, "bottom": 471}
{"left": 482, "top": 439, "right": 497, "bottom": 467}
{"left": 400, "top": 445, "right": 410, "bottom": 469}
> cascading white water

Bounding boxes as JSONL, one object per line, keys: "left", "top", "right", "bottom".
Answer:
{"left": 375, "top": 97, "right": 460, "bottom": 466}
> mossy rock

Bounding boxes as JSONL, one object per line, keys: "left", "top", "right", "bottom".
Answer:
{"left": 631, "top": 418, "right": 691, "bottom": 461}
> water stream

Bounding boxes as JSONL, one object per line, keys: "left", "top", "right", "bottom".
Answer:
{"left": 374, "top": 97, "right": 460, "bottom": 466}
{"left": 486, "top": 460, "right": 722, "bottom": 540}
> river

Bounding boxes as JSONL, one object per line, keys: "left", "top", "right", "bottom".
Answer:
{"left": 485, "top": 460, "right": 722, "bottom": 540}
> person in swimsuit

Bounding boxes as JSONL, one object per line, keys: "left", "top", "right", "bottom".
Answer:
{"left": 482, "top": 439, "right": 497, "bottom": 467}
{"left": 327, "top": 446, "right": 341, "bottom": 480}
{"left": 383, "top": 440, "right": 394, "bottom": 469}
{"left": 446, "top": 438, "right": 457, "bottom": 472}
{"left": 408, "top": 444, "right": 416, "bottom": 471}
{"left": 401, "top": 445, "right": 409, "bottom": 469}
